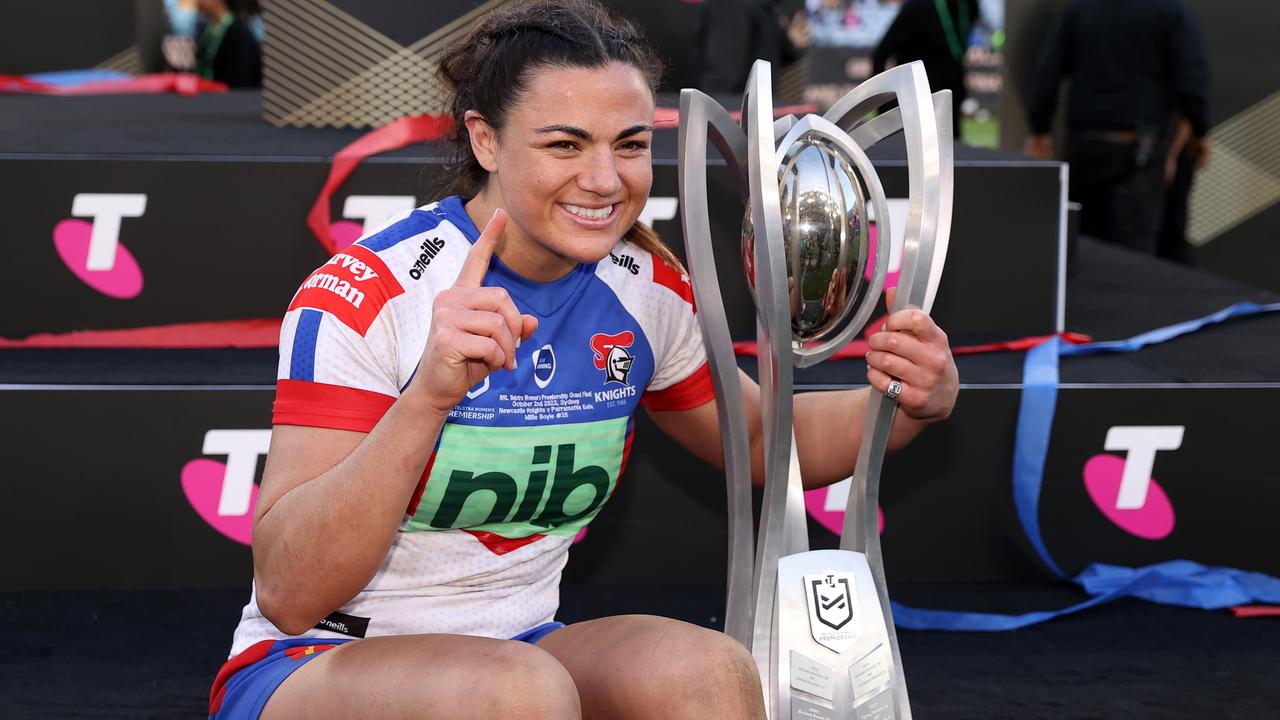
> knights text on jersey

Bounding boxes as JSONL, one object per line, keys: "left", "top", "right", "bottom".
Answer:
{"left": 228, "top": 196, "right": 713, "bottom": 656}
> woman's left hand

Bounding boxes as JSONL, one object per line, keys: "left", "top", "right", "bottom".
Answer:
{"left": 864, "top": 289, "right": 958, "bottom": 424}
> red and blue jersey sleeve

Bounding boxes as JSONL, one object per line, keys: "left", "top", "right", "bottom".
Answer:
{"left": 638, "top": 257, "right": 714, "bottom": 412}
{"left": 273, "top": 244, "right": 404, "bottom": 432}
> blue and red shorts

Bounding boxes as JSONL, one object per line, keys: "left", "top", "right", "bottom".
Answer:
{"left": 208, "top": 622, "right": 565, "bottom": 719}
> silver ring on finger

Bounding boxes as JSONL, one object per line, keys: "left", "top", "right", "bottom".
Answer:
{"left": 885, "top": 378, "right": 904, "bottom": 401}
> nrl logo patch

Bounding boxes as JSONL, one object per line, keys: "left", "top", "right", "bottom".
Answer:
{"left": 804, "top": 570, "right": 859, "bottom": 653}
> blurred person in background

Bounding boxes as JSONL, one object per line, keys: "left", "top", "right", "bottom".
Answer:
{"left": 1024, "top": 0, "right": 1208, "bottom": 255}
{"left": 193, "top": 0, "right": 262, "bottom": 87}
{"left": 161, "top": 0, "right": 199, "bottom": 72}
{"left": 872, "top": 0, "right": 979, "bottom": 136}
{"left": 810, "top": 0, "right": 858, "bottom": 29}
{"left": 696, "top": 0, "right": 812, "bottom": 95}
{"left": 1156, "top": 115, "right": 1210, "bottom": 264}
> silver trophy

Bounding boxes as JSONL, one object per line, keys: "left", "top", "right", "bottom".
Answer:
{"left": 677, "top": 60, "right": 953, "bottom": 720}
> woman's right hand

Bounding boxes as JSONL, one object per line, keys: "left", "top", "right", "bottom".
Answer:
{"left": 410, "top": 208, "right": 538, "bottom": 415}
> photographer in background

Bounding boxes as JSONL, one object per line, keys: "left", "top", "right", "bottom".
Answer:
{"left": 1024, "top": 0, "right": 1209, "bottom": 255}
{"left": 193, "top": 0, "right": 262, "bottom": 87}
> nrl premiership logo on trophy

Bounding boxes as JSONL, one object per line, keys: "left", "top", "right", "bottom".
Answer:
{"left": 805, "top": 571, "right": 859, "bottom": 652}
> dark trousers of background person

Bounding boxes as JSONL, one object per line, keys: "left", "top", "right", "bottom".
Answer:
{"left": 1067, "top": 135, "right": 1167, "bottom": 255}
{"left": 1157, "top": 148, "right": 1197, "bottom": 264}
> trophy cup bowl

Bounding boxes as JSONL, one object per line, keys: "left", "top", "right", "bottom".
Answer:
{"left": 741, "top": 135, "right": 871, "bottom": 344}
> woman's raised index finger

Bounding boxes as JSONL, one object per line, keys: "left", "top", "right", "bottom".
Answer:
{"left": 455, "top": 208, "right": 505, "bottom": 288}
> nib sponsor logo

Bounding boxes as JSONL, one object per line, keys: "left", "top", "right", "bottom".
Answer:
{"left": 181, "top": 429, "right": 271, "bottom": 545}
{"left": 427, "top": 443, "right": 610, "bottom": 532}
{"left": 803, "top": 478, "right": 885, "bottom": 537}
{"left": 330, "top": 195, "right": 417, "bottom": 250}
{"left": 1083, "top": 426, "right": 1181, "bottom": 540}
{"left": 53, "top": 193, "right": 147, "bottom": 298}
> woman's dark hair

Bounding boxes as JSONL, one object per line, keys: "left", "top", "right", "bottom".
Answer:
{"left": 437, "top": 0, "right": 680, "bottom": 268}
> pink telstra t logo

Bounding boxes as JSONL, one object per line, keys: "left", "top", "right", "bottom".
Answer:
{"left": 53, "top": 193, "right": 147, "bottom": 298}
{"left": 804, "top": 478, "right": 885, "bottom": 537}
{"left": 1082, "top": 426, "right": 1182, "bottom": 540}
{"left": 182, "top": 429, "right": 271, "bottom": 546}
{"left": 331, "top": 195, "right": 417, "bottom": 250}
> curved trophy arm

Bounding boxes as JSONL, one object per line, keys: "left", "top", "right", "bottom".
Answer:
{"left": 771, "top": 114, "right": 894, "bottom": 369}
{"left": 847, "top": 90, "right": 954, "bottom": 315}
{"left": 835, "top": 61, "right": 950, "bottom": 720}
{"left": 741, "top": 60, "right": 809, "bottom": 690}
{"left": 821, "top": 61, "right": 942, "bottom": 316}
{"left": 677, "top": 88, "right": 756, "bottom": 649}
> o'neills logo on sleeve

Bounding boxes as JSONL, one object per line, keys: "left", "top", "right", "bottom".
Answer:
{"left": 289, "top": 244, "right": 403, "bottom": 335}
{"left": 408, "top": 236, "right": 447, "bottom": 279}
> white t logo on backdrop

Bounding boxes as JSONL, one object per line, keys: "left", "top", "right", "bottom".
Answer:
{"left": 639, "top": 197, "right": 678, "bottom": 228}
{"left": 343, "top": 195, "right": 417, "bottom": 233}
{"left": 71, "top": 193, "right": 147, "bottom": 270}
{"left": 1103, "top": 426, "right": 1185, "bottom": 509}
{"left": 203, "top": 429, "right": 273, "bottom": 516}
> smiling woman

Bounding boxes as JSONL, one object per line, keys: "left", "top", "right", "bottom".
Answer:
{"left": 205, "top": 1, "right": 957, "bottom": 718}
{"left": 460, "top": 61, "right": 658, "bottom": 281}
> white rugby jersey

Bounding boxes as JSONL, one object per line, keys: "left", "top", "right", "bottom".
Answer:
{"left": 229, "top": 196, "right": 713, "bottom": 656}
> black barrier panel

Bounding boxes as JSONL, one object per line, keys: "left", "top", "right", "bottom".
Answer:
{"left": 1038, "top": 386, "right": 1280, "bottom": 578}
{"left": 583, "top": 387, "right": 1040, "bottom": 588}
{"left": 6, "top": 154, "right": 1061, "bottom": 344}
{"left": 5, "top": 382, "right": 1277, "bottom": 592}
{"left": 811, "top": 387, "right": 1037, "bottom": 583}
{"left": 4, "top": 158, "right": 432, "bottom": 338}
{"left": 650, "top": 160, "right": 1065, "bottom": 344}
{"left": 0, "top": 388, "right": 268, "bottom": 592}
{"left": 1, "top": 1, "right": 138, "bottom": 75}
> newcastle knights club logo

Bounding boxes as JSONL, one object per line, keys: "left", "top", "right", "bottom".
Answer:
{"left": 590, "top": 331, "right": 635, "bottom": 385}
{"left": 804, "top": 571, "right": 859, "bottom": 653}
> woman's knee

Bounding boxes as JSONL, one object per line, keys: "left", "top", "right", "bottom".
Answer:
{"left": 265, "top": 635, "right": 580, "bottom": 720}
{"left": 633, "top": 621, "right": 764, "bottom": 716}
{"left": 462, "top": 641, "right": 582, "bottom": 719}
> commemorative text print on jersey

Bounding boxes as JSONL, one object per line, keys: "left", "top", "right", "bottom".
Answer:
{"left": 427, "top": 443, "right": 610, "bottom": 530}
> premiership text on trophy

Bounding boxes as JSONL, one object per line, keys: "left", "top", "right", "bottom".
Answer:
{"left": 677, "top": 60, "right": 953, "bottom": 720}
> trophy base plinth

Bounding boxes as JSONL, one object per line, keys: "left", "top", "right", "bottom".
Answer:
{"left": 773, "top": 550, "right": 905, "bottom": 720}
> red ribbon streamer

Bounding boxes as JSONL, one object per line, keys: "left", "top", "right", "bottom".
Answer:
{"left": 0, "top": 72, "right": 226, "bottom": 96}
{"left": 1231, "top": 605, "right": 1280, "bottom": 618}
{"left": 652, "top": 103, "right": 818, "bottom": 129}
{"left": 306, "top": 114, "right": 455, "bottom": 255}
{"left": 0, "top": 318, "right": 281, "bottom": 349}
{"left": 731, "top": 331, "right": 1093, "bottom": 359}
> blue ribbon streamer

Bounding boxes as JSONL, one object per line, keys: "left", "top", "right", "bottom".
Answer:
{"left": 895, "top": 301, "right": 1280, "bottom": 631}
{"left": 25, "top": 69, "right": 133, "bottom": 86}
